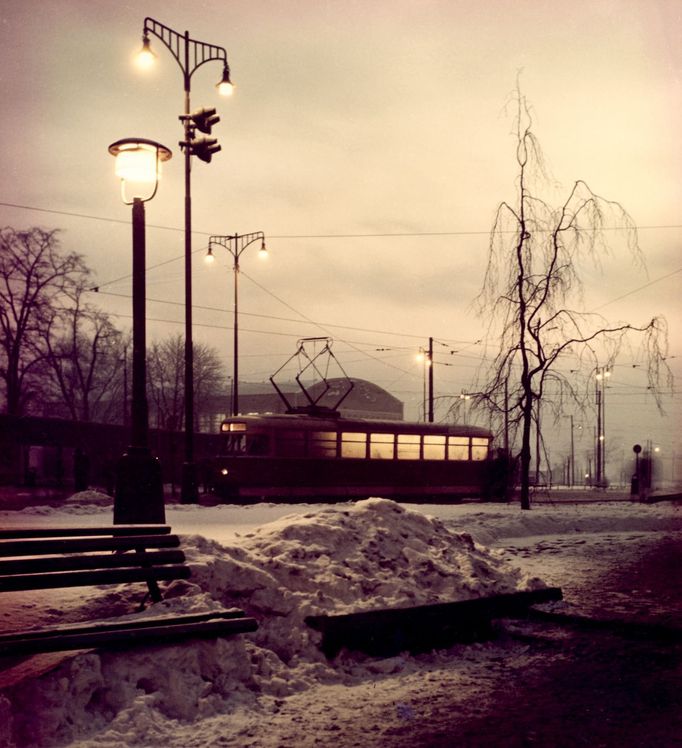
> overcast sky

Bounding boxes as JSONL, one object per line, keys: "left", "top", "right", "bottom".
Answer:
{"left": 1, "top": 0, "right": 680, "bottom": 476}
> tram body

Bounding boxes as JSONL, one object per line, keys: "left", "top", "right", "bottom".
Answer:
{"left": 208, "top": 413, "right": 494, "bottom": 503}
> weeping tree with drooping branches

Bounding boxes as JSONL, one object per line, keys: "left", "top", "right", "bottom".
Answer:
{"left": 474, "top": 88, "right": 671, "bottom": 509}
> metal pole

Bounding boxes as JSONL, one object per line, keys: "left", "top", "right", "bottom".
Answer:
{"left": 504, "top": 377, "right": 509, "bottom": 456}
{"left": 601, "top": 372, "right": 607, "bottom": 487}
{"left": 131, "top": 198, "right": 148, "bottom": 451}
{"left": 122, "top": 345, "right": 128, "bottom": 429}
{"left": 233, "top": 236, "right": 239, "bottom": 417}
{"left": 114, "top": 198, "right": 164, "bottom": 524}
{"left": 427, "top": 336, "right": 434, "bottom": 423}
{"left": 181, "top": 31, "right": 198, "bottom": 503}
{"left": 570, "top": 414, "right": 575, "bottom": 487}
{"left": 595, "top": 379, "right": 602, "bottom": 486}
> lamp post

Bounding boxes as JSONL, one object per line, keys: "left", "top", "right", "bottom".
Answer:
{"left": 108, "top": 137, "right": 171, "bottom": 524}
{"left": 206, "top": 233, "right": 267, "bottom": 416}
{"left": 136, "top": 17, "right": 234, "bottom": 503}
{"left": 595, "top": 367, "right": 611, "bottom": 487}
{"left": 415, "top": 337, "right": 434, "bottom": 422}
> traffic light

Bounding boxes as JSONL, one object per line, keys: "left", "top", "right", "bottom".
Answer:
{"left": 190, "top": 107, "right": 220, "bottom": 134}
{"left": 179, "top": 107, "right": 222, "bottom": 163}
{"left": 180, "top": 137, "right": 221, "bottom": 163}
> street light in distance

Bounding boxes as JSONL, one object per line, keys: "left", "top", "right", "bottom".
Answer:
{"left": 205, "top": 233, "right": 267, "bottom": 417}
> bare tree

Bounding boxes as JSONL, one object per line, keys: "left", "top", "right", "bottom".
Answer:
{"left": 44, "top": 278, "right": 126, "bottom": 422}
{"left": 0, "top": 228, "right": 88, "bottom": 416}
{"left": 474, "top": 89, "right": 671, "bottom": 509}
{"left": 147, "top": 334, "right": 225, "bottom": 432}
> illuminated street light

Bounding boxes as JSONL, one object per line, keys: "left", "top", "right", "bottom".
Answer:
{"left": 108, "top": 137, "right": 172, "bottom": 523}
{"left": 415, "top": 339, "right": 434, "bottom": 422}
{"left": 595, "top": 367, "right": 611, "bottom": 487}
{"left": 136, "top": 17, "right": 233, "bottom": 503}
{"left": 206, "top": 233, "right": 267, "bottom": 416}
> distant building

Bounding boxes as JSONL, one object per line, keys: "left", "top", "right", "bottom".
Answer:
{"left": 200, "top": 377, "right": 404, "bottom": 433}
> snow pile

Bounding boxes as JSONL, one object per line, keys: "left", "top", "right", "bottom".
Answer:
{"left": 183, "top": 498, "right": 541, "bottom": 677}
{"left": 0, "top": 498, "right": 540, "bottom": 747}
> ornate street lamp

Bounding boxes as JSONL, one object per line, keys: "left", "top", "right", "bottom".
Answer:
{"left": 595, "top": 367, "right": 611, "bottom": 487}
{"left": 136, "top": 17, "right": 233, "bottom": 503}
{"left": 415, "top": 337, "right": 434, "bottom": 422}
{"left": 108, "top": 137, "right": 172, "bottom": 523}
{"left": 205, "top": 233, "right": 267, "bottom": 416}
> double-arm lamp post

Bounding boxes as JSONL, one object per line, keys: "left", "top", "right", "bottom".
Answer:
{"left": 108, "top": 138, "right": 171, "bottom": 524}
{"left": 137, "top": 17, "right": 233, "bottom": 503}
{"left": 205, "top": 233, "right": 267, "bottom": 416}
{"left": 416, "top": 338, "right": 434, "bottom": 422}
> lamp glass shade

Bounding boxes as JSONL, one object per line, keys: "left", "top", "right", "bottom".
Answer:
{"left": 114, "top": 146, "right": 159, "bottom": 184}
{"left": 136, "top": 38, "right": 156, "bottom": 69}
{"left": 217, "top": 67, "right": 234, "bottom": 96}
{"left": 109, "top": 138, "right": 171, "bottom": 204}
{"left": 217, "top": 80, "right": 234, "bottom": 96}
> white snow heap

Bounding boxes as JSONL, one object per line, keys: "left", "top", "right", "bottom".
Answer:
{"left": 182, "top": 498, "right": 543, "bottom": 664}
{"left": 0, "top": 498, "right": 543, "bottom": 746}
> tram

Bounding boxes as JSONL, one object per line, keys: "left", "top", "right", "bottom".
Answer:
{"left": 207, "top": 412, "right": 494, "bottom": 503}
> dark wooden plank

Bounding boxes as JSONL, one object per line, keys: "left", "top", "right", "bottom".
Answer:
{"left": 0, "top": 526, "right": 171, "bottom": 540}
{"left": 0, "top": 564, "right": 191, "bottom": 593}
{"left": 0, "top": 549, "right": 186, "bottom": 576}
{"left": 0, "top": 617, "right": 259, "bottom": 656}
{"left": 0, "top": 534, "right": 180, "bottom": 557}
{"left": 0, "top": 609, "right": 249, "bottom": 646}
{"left": 305, "top": 588, "right": 563, "bottom": 658}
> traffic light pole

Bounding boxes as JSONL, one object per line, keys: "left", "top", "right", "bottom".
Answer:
{"left": 140, "top": 18, "right": 232, "bottom": 503}
{"left": 181, "top": 83, "right": 198, "bottom": 503}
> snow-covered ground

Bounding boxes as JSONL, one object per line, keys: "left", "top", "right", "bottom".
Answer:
{"left": 0, "top": 493, "right": 680, "bottom": 747}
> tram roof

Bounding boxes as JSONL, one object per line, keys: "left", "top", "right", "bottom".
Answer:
{"left": 221, "top": 413, "right": 492, "bottom": 438}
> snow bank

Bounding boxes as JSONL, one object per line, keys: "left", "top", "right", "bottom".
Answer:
{"left": 0, "top": 499, "right": 539, "bottom": 747}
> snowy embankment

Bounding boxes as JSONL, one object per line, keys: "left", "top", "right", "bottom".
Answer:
{"left": 0, "top": 495, "right": 679, "bottom": 747}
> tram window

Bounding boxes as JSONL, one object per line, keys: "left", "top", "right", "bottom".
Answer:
{"left": 310, "top": 431, "right": 338, "bottom": 458}
{"left": 423, "top": 435, "right": 446, "bottom": 460}
{"left": 397, "top": 434, "right": 420, "bottom": 460}
{"left": 448, "top": 437, "right": 469, "bottom": 461}
{"left": 370, "top": 433, "right": 394, "bottom": 459}
{"left": 341, "top": 432, "right": 367, "bottom": 459}
{"left": 276, "top": 430, "right": 306, "bottom": 458}
{"left": 224, "top": 434, "right": 246, "bottom": 455}
{"left": 246, "top": 434, "right": 270, "bottom": 456}
{"left": 471, "top": 437, "right": 489, "bottom": 461}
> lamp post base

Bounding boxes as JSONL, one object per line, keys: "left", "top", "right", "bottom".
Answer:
{"left": 180, "top": 461, "right": 199, "bottom": 504}
{"left": 114, "top": 446, "right": 165, "bottom": 524}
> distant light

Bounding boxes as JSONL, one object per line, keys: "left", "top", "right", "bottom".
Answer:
{"left": 258, "top": 239, "right": 268, "bottom": 260}
{"left": 220, "top": 468, "right": 229, "bottom": 476}
{"left": 205, "top": 247, "right": 216, "bottom": 265}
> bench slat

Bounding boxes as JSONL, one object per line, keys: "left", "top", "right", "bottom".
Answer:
{"left": 0, "top": 549, "right": 186, "bottom": 576}
{"left": 0, "top": 564, "right": 191, "bottom": 593}
{"left": 0, "top": 617, "right": 259, "bottom": 657}
{"left": 0, "top": 609, "right": 249, "bottom": 645}
{"left": 0, "top": 534, "right": 181, "bottom": 557}
{"left": 0, "top": 525, "right": 171, "bottom": 540}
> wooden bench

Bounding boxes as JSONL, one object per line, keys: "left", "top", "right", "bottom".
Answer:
{"left": 0, "top": 525, "right": 258, "bottom": 657}
{"left": 305, "top": 587, "right": 563, "bottom": 658}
